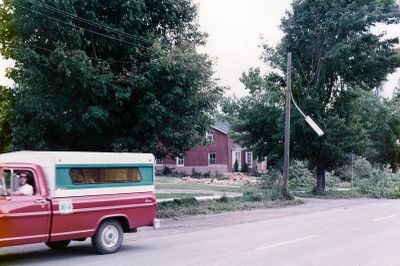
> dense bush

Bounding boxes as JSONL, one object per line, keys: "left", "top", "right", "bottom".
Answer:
{"left": 191, "top": 168, "right": 202, "bottom": 178}
{"left": 243, "top": 191, "right": 263, "bottom": 202}
{"left": 234, "top": 160, "right": 239, "bottom": 172}
{"left": 214, "top": 172, "right": 229, "bottom": 180}
{"left": 353, "top": 158, "right": 373, "bottom": 179}
{"left": 162, "top": 166, "right": 172, "bottom": 175}
{"left": 260, "top": 169, "right": 291, "bottom": 200}
{"left": 334, "top": 158, "right": 373, "bottom": 181}
{"left": 242, "top": 162, "right": 249, "bottom": 173}
{"left": 334, "top": 165, "right": 352, "bottom": 182}
{"left": 356, "top": 170, "right": 400, "bottom": 199}
{"left": 288, "top": 160, "right": 314, "bottom": 189}
{"left": 261, "top": 169, "right": 281, "bottom": 189}
{"left": 325, "top": 171, "right": 340, "bottom": 188}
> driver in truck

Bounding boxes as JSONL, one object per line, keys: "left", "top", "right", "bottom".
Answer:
{"left": 8, "top": 173, "right": 34, "bottom": 196}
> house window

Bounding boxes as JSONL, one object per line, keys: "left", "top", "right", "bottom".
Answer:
{"left": 246, "top": 152, "right": 253, "bottom": 168}
{"left": 155, "top": 159, "right": 163, "bottom": 165}
{"left": 206, "top": 131, "right": 214, "bottom": 142}
{"left": 208, "top": 153, "right": 216, "bottom": 165}
{"left": 69, "top": 168, "right": 142, "bottom": 184}
{"left": 176, "top": 156, "right": 184, "bottom": 167}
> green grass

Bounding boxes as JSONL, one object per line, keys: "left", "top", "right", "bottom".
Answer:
{"left": 292, "top": 189, "right": 363, "bottom": 199}
{"left": 155, "top": 183, "right": 258, "bottom": 193}
{"left": 156, "top": 192, "right": 213, "bottom": 199}
{"left": 157, "top": 192, "right": 303, "bottom": 218}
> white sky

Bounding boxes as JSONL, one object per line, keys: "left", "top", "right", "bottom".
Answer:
{"left": 0, "top": 0, "right": 399, "bottom": 98}
{"left": 196, "top": 0, "right": 400, "bottom": 98}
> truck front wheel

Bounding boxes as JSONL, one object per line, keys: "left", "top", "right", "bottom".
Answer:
{"left": 46, "top": 240, "right": 71, "bottom": 249}
{"left": 92, "top": 219, "right": 123, "bottom": 254}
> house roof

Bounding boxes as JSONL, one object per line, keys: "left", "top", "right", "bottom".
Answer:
{"left": 212, "top": 120, "right": 230, "bottom": 135}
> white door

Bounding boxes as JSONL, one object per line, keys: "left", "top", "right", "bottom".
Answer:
{"left": 232, "top": 151, "right": 241, "bottom": 171}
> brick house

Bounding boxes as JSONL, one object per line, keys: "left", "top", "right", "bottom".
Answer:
{"left": 156, "top": 121, "right": 267, "bottom": 175}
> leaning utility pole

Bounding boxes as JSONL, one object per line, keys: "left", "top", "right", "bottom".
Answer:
{"left": 283, "top": 52, "right": 292, "bottom": 194}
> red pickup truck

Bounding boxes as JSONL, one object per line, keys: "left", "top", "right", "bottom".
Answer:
{"left": 0, "top": 151, "right": 158, "bottom": 254}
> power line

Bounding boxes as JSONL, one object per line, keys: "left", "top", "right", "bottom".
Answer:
{"left": 11, "top": 43, "right": 138, "bottom": 64}
{"left": 28, "top": 0, "right": 153, "bottom": 45}
{"left": 15, "top": 3, "right": 148, "bottom": 49}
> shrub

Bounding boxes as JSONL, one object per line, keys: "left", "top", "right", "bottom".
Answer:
{"left": 217, "top": 195, "right": 229, "bottom": 203}
{"left": 234, "top": 159, "right": 239, "bottom": 172}
{"left": 243, "top": 191, "right": 262, "bottom": 202}
{"left": 334, "top": 165, "right": 352, "bottom": 182}
{"left": 162, "top": 166, "right": 172, "bottom": 175}
{"left": 204, "top": 171, "right": 211, "bottom": 178}
{"left": 191, "top": 168, "right": 202, "bottom": 178}
{"left": 214, "top": 171, "right": 228, "bottom": 180}
{"left": 357, "top": 170, "right": 400, "bottom": 199}
{"left": 242, "top": 162, "right": 249, "bottom": 173}
{"left": 174, "top": 197, "right": 199, "bottom": 206}
{"left": 325, "top": 171, "right": 340, "bottom": 188}
{"left": 288, "top": 160, "right": 314, "bottom": 189}
{"left": 353, "top": 157, "right": 373, "bottom": 179}
{"left": 261, "top": 169, "right": 281, "bottom": 189}
{"left": 261, "top": 169, "right": 292, "bottom": 200}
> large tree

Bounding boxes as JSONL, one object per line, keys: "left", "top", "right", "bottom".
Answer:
{"left": 228, "top": 0, "right": 400, "bottom": 193}
{"left": 0, "top": 85, "right": 12, "bottom": 153}
{"left": 0, "top": 0, "right": 222, "bottom": 157}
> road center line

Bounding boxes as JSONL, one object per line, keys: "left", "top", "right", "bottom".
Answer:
{"left": 255, "top": 235, "right": 317, "bottom": 251}
{"left": 372, "top": 214, "right": 398, "bottom": 222}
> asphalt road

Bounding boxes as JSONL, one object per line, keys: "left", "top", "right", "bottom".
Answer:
{"left": 1, "top": 198, "right": 400, "bottom": 266}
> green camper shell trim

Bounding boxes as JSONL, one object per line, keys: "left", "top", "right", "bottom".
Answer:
{"left": 55, "top": 164, "right": 154, "bottom": 189}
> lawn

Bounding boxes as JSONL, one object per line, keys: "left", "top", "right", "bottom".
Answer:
{"left": 156, "top": 192, "right": 213, "bottom": 199}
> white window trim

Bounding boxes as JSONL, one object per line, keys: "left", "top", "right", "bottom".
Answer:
{"left": 208, "top": 152, "right": 216, "bottom": 165}
{"left": 246, "top": 152, "right": 253, "bottom": 168}
{"left": 206, "top": 131, "right": 214, "bottom": 142}
{"left": 176, "top": 156, "right": 184, "bottom": 167}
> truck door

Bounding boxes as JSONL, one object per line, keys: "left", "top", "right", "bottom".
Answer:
{"left": 0, "top": 168, "right": 51, "bottom": 247}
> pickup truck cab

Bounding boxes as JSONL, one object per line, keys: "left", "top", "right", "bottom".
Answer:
{"left": 0, "top": 151, "right": 158, "bottom": 254}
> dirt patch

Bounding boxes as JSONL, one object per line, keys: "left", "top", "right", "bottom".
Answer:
{"left": 178, "top": 172, "right": 259, "bottom": 186}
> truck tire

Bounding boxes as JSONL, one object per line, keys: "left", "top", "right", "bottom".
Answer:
{"left": 92, "top": 219, "right": 123, "bottom": 254}
{"left": 46, "top": 240, "right": 71, "bottom": 249}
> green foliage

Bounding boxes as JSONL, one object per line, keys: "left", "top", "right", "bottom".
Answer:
{"left": 241, "top": 162, "right": 249, "bottom": 173}
{"left": 225, "top": 0, "right": 400, "bottom": 194}
{"left": 233, "top": 159, "right": 239, "bottom": 172}
{"left": 261, "top": 169, "right": 281, "bottom": 189}
{"left": 191, "top": 168, "right": 202, "bottom": 178}
{"left": 217, "top": 195, "right": 229, "bottom": 203}
{"left": 162, "top": 166, "right": 172, "bottom": 176}
{"left": 288, "top": 160, "right": 314, "bottom": 189}
{"left": 356, "top": 170, "right": 400, "bottom": 199}
{"left": 203, "top": 171, "right": 211, "bottom": 178}
{"left": 325, "top": 172, "right": 340, "bottom": 188}
{"left": 261, "top": 169, "right": 293, "bottom": 200}
{"left": 214, "top": 171, "right": 228, "bottom": 180}
{"left": 242, "top": 191, "right": 262, "bottom": 202}
{"left": 1, "top": 0, "right": 222, "bottom": 155}
{"left": 0, "top": 86, "right": 12, "bottom": 152}
{"left": 353, "top": 157, "right": 373, "bottom": 179}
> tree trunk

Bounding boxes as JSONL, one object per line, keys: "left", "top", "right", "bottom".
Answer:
{"left": 391, "top": 162, "right": 398, "bottom": 173}
{"left": 316, "top": 164, "right": 326, "bottom": 194}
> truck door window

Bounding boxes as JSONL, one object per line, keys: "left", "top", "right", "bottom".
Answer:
{"left": 3, "top": 170, "right": 36, "bottom": 196}
{"left": 69, "top": 168, "right": 142, "bottom": 184}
